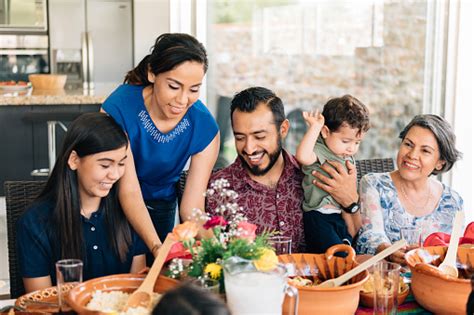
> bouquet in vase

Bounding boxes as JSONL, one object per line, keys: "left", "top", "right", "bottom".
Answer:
{"left": 167, "top": 179, "right": 278, "bottom": 291}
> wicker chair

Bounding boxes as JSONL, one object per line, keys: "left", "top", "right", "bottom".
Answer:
{"left": 355, "top": 158, "right": 395, "bottom": 183}
{"left": 4, "top": 180, "right": 46, "bottom": 298}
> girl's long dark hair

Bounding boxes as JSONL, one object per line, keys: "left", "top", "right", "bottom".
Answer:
{"left": 124, "top": 33, "right": 208, "bottom": 85}
{"left": 37, "top": 112, "right": 131, "bottom": 262}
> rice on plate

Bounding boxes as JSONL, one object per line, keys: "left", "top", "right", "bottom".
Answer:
{"left": 87, "top": 290, "right": 162, "bottom": 315}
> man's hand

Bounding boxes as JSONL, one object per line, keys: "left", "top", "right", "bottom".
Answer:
{"left": 312, "top": 159, "right": 358, "bottom": 208}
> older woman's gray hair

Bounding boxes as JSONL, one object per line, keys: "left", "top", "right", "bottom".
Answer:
{"left": 399, "top": 114, "right": 462, "bottom": 175}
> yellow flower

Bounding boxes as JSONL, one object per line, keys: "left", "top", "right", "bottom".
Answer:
{"left": 254, "top": 248, "right": 278, "bottom": 272}
{"left": 204, "top": 263, "right": 222, "bottom": 279}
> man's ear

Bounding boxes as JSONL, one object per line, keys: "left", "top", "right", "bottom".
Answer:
{"left": 321, "top": 125, "right": 330, "bottom": 139}
{"left": 279, "top": 119, "right": 290, "bottom": 139}
{"left": 67, "top": 150, "right": 80, "bottom": 170}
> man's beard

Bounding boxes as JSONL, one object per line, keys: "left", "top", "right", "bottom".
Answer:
{"left": 238, "top": 137, "right": 283, "bottom": 177}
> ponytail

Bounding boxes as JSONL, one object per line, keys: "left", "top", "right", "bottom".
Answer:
{"left": 124, "top": 55, "right": 151, "bottom": 85}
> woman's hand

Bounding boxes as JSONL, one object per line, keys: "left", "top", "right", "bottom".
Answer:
{"left": 376, "top": 243, "right": 419, "bottom": 265}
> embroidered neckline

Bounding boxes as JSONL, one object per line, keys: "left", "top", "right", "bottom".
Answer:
{"left": 138, "top": 110, "right": 190, "bottom": 143}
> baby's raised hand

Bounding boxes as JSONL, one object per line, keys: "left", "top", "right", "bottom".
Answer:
{"left": 302, "top": 110, "right": 325, "bottom": 130}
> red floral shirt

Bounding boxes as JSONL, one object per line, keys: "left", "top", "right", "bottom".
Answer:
{"left": 206, "top": 150, "right": 306, "bottom": 253}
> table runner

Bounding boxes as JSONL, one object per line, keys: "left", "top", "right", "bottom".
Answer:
{"left": 355, "top": 293, "right": 433, "bottom": 314}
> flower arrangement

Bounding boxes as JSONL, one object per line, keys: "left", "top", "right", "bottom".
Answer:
{"left": 167, "top": 179, "right": 278, "bottom": 288}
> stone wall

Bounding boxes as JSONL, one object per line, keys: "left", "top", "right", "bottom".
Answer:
{"left": 207, "top": 1, "right": 428, "bottom": 161}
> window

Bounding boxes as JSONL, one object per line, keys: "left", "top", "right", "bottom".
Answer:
{"left": 205, "top": 0, "right": 445, "bottom": 165}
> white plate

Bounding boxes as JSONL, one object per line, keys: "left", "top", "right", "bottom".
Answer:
{"left": 0, "top": 84, "right": 31, "bottom": 91}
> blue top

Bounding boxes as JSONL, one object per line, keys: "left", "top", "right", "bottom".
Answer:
{"left": 102, "top": 84, "right": 219, "bottom": 201}
{"left": 356, "top": 173, "right": 464, "bottom": 254}
{"left": 17, "top": 200, "right": 147, "bottom": 283}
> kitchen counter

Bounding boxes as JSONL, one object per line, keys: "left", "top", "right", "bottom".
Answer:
{"left": 0, "top": 83, "right": 118, "bottom": 106}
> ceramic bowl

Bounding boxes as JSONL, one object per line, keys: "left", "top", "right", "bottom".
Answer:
{"left": 405, "top": 245, "right": 474, "bottom": 315}
{"left": 359, "top": 277, "right": 409, "bottom": 308}
{"left": 67, "top": 273, "right": 179, "bottom": 314}
{"left": 279, "top": 244, "right": 369, "bottom": 315}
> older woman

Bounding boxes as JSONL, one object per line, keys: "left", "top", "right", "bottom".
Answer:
{"left": 356, "top": 114, "right": 463, "bottom": 264}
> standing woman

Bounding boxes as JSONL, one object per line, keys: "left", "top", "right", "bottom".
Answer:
{"left": 17, "top": 113, "right": 146, "bottom": 292}
{"left": 101, "top": 33, "right": 220, "bottom": 257}
{"left": 356, "top": 114, "right": 463, "bottom": 264}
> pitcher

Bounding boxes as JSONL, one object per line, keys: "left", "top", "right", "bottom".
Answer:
{"left": 223, "top": 256, "right": 298, "bottom": 315}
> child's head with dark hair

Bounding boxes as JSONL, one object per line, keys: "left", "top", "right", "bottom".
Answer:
{"left": 320, "top": 95, "right": 370, "bottom": 159}
{"left": 152, "top": 282, "right": 231, "bottom": 315}
{"left": 322, "top": 95, "right": 370, "bottom": 135}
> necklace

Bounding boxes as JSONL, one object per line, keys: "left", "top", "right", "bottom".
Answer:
{"left": 399, "top": 181, "right": 432, "bottom": 212}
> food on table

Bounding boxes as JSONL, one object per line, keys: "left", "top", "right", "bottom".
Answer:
{"left": 288, "top": 275, "right": 322, "bottom": 287}
{"left": 0, "top": 80, "right": 29, "bottom": 86}
{"left": 86, "top": 290, "right": 161, "bottom": 315}
{"left": 288, "top": 276, "right": 314, "bottom": 287}
{"left": 361, "top": 274, "right": 407, "bottom": 294}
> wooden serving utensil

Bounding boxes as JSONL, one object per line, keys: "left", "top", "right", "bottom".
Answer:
{"left": 438, "top": 211, "right": 464, "bottom": 278}
{"left": 317, "top": 239, "right": 407, "bottom": 288}
{"left": 124, "top": 234, "right": 176, "bottom": 310}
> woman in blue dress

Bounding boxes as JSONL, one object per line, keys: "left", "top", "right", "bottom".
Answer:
{"left": 102, "top": 33, "right": 220, "bottom": 260}
{"left": 17, "top": 113, "right": 146, "bottom": 292}
{"left": 356, "top": 115, "right": 463, "bottom": 264}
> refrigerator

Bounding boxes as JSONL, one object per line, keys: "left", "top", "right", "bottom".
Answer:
{"left": 48, "top": 0, "right": 133, "bottom": 89}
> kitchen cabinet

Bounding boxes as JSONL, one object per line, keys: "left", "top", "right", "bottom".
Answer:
{"left": 0, "top": 104, "right": 100, "bottom": 195}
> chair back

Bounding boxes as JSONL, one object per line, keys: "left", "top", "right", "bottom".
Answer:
{"left": 356, "top": 158, "right": 395, "bottom": 183}
{"left": 4, "top": 180, "right": 46, "bottom": 298}
{"left": 176, "top": 170, "right": 188, "bottom": 206}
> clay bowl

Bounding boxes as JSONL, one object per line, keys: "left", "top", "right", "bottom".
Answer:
{"left": 359, "top": 277, "right": 409, "bottom": 308}
{"left": 405, "top": 245, "right": 474, "bottom": 315}
{"left": 67, "top": 273, "right": 179, "bottom": 314}
{"left": 279, "top": 244, "right": 369, "bottom": 315}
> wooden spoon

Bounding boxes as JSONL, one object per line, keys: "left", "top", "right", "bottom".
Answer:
{"left": 317, "top": 239, "right": 407, "bottom": 288}
{"left": 438, "top": 211, "right": 464, "bottom": 278}
{"left": 124, "top": 234, "right": 176, "bottom": 310}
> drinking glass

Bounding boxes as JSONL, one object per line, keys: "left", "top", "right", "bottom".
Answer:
{"left": 193, "top": 277, "right": 220, "bottom": 295}
{"left": 372, "top": 261, "right": 401, "bottom": 315}
{"left": 56, "top": 259, "right": 83, "bottom": 311}
{"left": 268, "top": 235, "right": 292, "bottom": 255}
{"left": 400, "top": 226, "right": 421, "bottom": 247}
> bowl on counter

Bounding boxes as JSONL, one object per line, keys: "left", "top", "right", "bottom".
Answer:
{"left": 67, "top": 273, "right": 179, "bottom": 314}
{"left": 28, "top": 74, "right": 67, "bottom": 90}
{"left": 405, "top": 246, "right": 474, "bottom": 315}
{"left": 279, "top": 244, "right": 369, "bottom": 315}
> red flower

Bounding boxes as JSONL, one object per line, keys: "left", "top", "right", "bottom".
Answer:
{"left": 203, "top": 216, "right": 228, "bottom": 230}
{"left": 237, "top": 221, "right": 257, "bottom": 241}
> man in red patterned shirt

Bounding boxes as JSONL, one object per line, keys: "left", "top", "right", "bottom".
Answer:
{"left": 206, "top": 87, "right": 360, "bottom": 253}
{"left": 206, "top": 87, "right": 306, "bottom": 252}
